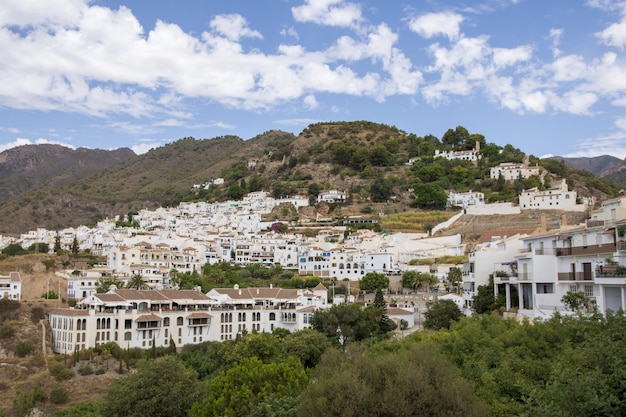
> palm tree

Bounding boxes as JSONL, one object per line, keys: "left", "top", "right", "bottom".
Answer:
{"left": 127, "top": 274, "right": 149, "bottom": 290}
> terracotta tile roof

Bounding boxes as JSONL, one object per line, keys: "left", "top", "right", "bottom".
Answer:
{"left": 48, "top": 308, "right": 90, "bottom": 316}
{"left": 186, "top": 312, "right": 213, "bottom": 319}
{"left": 135, "top": 313, "right": 163, "bottom": 322}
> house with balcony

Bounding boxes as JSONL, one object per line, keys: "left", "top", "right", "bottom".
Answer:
{"left": 462, "top": 234, "right": 526, "bottom": 313}
{"left": 493, "top": 206, "right": 626, "bottom": 319}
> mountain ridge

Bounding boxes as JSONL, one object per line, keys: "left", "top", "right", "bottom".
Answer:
{"left": 0, "top": 122, "right": 622, "bottom": 235}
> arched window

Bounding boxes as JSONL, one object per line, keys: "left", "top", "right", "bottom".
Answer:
{"left": 164, "top": 317, "right": 170, "bottom": 326}
{"left": 177, "top": 317, "right": 183, "bottom": 326}
{"left": 124, "top": 332, "right": 131, "bottom": 341}
{"left": 269, "top": 312, "right": 276, "bottom": 321}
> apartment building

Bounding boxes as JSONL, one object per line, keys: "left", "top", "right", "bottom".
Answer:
{"left": 490, "top": 198, "right": 626, "bottom": 319}
{"left": 49, "top": 285, "right": 326, "bottom": 354}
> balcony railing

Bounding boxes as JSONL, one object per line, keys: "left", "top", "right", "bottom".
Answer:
{"left": 556, "top": 243, "right": 616, "bottom": 257}
{"left": 595, "top": 265, "right": 626, "bottom": 277}
{"left": 557, "top": 272, "right": 593, "bottom": 281}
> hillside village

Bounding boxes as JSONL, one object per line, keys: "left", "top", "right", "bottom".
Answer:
{"left": 2, "top": 142, "right": 626, "bottom": 357}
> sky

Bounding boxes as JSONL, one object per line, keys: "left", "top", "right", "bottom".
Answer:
{"left": 1, "top": 0, "right": 626, "bottom": 159}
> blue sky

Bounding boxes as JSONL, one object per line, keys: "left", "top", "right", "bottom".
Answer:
{"left": 1, "top": 0, "right": 626, "bottom": 159}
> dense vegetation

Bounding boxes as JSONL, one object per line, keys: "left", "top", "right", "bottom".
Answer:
{"left": 40, "top": 310, "right": 626, "bottom": 417}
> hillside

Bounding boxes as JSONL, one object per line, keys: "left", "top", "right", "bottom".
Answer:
{"left": 553, "top": 155, "right": 626, "bottom": 187}
{"left": 0, "top": 121, "right": 621, "bottom": 235}
{"left": 0, "top": 144, "right": 136, "bottom": 205}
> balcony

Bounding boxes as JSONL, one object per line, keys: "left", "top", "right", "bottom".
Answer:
{"left": 557, "top": 272, "right": 593, "bottom": 281}
{"left": 556, "top": 243, "right": 616, "bottom": 257}
{"left": 594, "top": 265, "right": 626, "bottom": 278}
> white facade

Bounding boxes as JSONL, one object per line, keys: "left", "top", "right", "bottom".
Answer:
{"left": 519, "top": 179, "right": 591, "bottom": 212}
{"left": 434, "top": 145, "right": 481, "bottom": 164}
{"left": 0, "top": 272, "right": 21, "bottom": 300}
{"left": 49, "top": 287, "right": 320, "bottom": 354}
{"left": 490, "top": 162, "right": 542, "bottom": 181}
{"left": 462, "top": 235, "right": 526, "bottom": 312}
{"left": 447, "top": 191, "right": 485, "bottom": 209}
{"left": 317, "top": 190, "right": 346, "bottom": 204}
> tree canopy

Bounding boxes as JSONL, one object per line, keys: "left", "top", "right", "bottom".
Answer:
{"left": 102, "top": 356, "right": 201, "bottom": 417}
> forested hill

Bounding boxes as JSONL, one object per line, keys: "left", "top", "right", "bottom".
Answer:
{"left": 0, "top": 122, "right": 621, "bottom": 234}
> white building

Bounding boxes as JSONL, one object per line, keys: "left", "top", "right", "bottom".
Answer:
{"left": 434, "top": 143, "right": 481, "bottom": 165}
{"left": 317, "top": 190, "right": 346, "bottom": 204}
{"left": 48, "top": 286, "right": 319, "bottom": 354}
{"left": 490, "top": 161, "right": 542, "bottom": 181}
{"left": 462, "top": 234, "right": 526, "bottom": 312}
{"left": 0, "top": 272, "right": 21, "bottom": 300}
{"left": 447, "top": 191, "right": 485, "bottom": 209}
{"left": 519, "top": 179, "right": 592, "bottom": 212}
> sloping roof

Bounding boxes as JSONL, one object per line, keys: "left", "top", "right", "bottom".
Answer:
{"left": 135, "top": 313, "right": 163, "bottom": 322}
{"left": 48, "top": 308, "right": 90, "bottom": 316}
{"left": 187, "top": 312, "right": 212, "bottom": 319}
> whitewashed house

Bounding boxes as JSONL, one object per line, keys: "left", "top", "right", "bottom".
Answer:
{"left": 0, "top": 272, "right": 21, "bottom": 300}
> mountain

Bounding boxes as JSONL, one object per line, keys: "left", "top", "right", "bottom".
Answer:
{"left": 0, "top": 122, "right": 621, "bottom": 235}
{"left": 551, "top": 155, "right": 626, "bottom": 187}
{"left": 0, "top": 144, "right": 136, "bottom": 205}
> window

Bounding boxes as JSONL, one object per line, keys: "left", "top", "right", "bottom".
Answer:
{"left": 584, "top": 285, "right": 594, "bottom": 297}
{"left": 536, "top": 283, "right": 553, "bottom": 294}
{"left": 164, "top": 317, "right": 170, "bottom": 326}
{"left": 177, "top": 317, "right": 183, "bottom": 326}
{"left": 124, "top": 332, "right": 131, "bottom": 341}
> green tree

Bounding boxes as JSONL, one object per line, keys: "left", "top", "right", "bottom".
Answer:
{"left": 359, "top": 272, "right": 389, "bottom": 292}
{"left": 370, "top": 177, "right": 392, "bottom": 202}
{"left": 190, "top": 356, "right": 308, "bottom": 417}
{"left": 299, "top": 343, "right": 488, "bottom": 417}
{"left": 310, "top": 303, "right": 378, "bottom": 346}
{"left": 103, "top": 356, "right": 200, "bottom": 417}
{"left": 307, "top": 183, "right": 320, "bottom": 206}
{"left": 227, "top": 182, "right": 245, "bottom": 200}
{"left": 424, "top": 299, "right": 462, "bottom": 330}
{"left": 126, "top": 274, "right": 148, "bottom": 290}
{"left": 561, "top": 290, "right": 589, "bottom": 312}
{"left": 71, "top": 236, "right": 79, "bottom": 254}
{"left": 2, "top": 243, "right": 26, "bottom": 256}
{"left": 413, "top": 182, "right": 448, "bottom": 209}
{"left": 402, "top": 270, "right": 437, "bottom": 292}
{"left": 447, "top": 267, "right": 462, "bottom": 293}
{"left": 472, "top": 276, "right": 500, "bottom": 314}
{"left": 96, "top": 277, "right": 124, "bottom": 293}
{"left": 281, "top": 328, "right": 332, "bottom": 369}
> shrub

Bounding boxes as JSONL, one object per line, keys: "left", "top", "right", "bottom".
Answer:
{"left": 78, "top": 364, "right": 94, "bottom": 376}
{"left": 0, "top": 324, "right": 15, "bottom": 338}
{"left": 48, "top": 361, "right": 74, "bottom": 381}
{"left": 49, "top": 387, "right": 69, "bottom": 405}
{"left": 30, "top": 307, "right": 45, "bottom": 323}
{"left": 15, "top": 340, "right": 35, "bottom": 357}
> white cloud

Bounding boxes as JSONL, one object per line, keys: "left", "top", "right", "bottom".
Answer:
{"left": 275, "top": 117, "right": 318, "bottom": 126}
{"left": 0, "top": 137, "right": 75, "bottom": 153}
{"left": 130, "top": 141, "right": 161, "bottom": 155}
{"left": 280, "top": 26, "right": 299, "bottom": 40}
{"left": 303, "top": 94, "right": 319, "bottom": 109}
{"left": 292, "top": 0, "right": 362, "bottom": 28}
{"left": 408, "top": 12, "right": 464, "bottom": 41}
{"left": 597, "top": 11, "right": 626, "bottom": 48}
{"left": 209, "top": 14, "right": 262, "bottom": 42}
